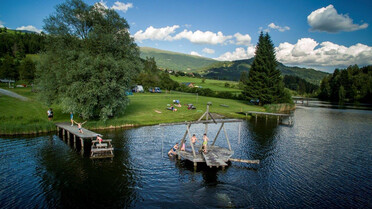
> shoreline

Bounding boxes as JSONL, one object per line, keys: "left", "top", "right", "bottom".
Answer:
{"left": 0, "top": 114, "right": 252, "bottom": 136}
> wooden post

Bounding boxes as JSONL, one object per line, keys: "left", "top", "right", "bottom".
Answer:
{"left": 255, "top": 115, "right": 257, "bottom": 123}
{"left": 229, "top": 158, "right": 260, "bottom": 164}
{"left": 223, "top": 126, "right": 231, "bottom": 151}
{"left": 80, "top": 138, "right": 84, "bottom": 155}
{"left": 277, "top": 116, "right": 279, "bottom": 125}
{"left": 67, "top": 134, "right": 71, "bottom": 146}
{"left": 73, "top": 135, "right": 77, "bottom": 149}
{"left": 205, "top": 104, "right": 209, "bottom": 134}
{"left": 212, "top": 123, "right": 224, "bottom": 146}
{"left": 187, "top": 124, "right": 196, "bottom": 158}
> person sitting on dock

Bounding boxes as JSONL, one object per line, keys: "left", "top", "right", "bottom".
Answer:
{"left": 191, "top": 134, "right": 198, "bottom": 145}
{"left": 202, "top": 133, "right": 209, "bottom": 153}
{"left": 168, "top": 143, "right": 179, "bottom": 157}
{"left": 74, "top": 120, "right": 87, "bottom": 133}
{"left": 96, "top": 135, "right": 103, "bottom": 144}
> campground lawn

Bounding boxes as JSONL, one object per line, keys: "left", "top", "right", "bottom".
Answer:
{"left": 170, "top": 75, "right": 241, "bottom": 92}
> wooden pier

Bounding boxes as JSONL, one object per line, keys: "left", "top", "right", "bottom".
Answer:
{"left": 242, "top": 111, "right": 293, "bottom": 126}
{"left": 55, "top": 123, "right": 114, "bottom": 159}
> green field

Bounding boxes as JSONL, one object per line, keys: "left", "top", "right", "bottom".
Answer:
{"left": 0, "top": 87, "right": 264, "bottom": 135}
{"left": 170, "top": 75, "right": 241, "bottom": 93}
{"left": 140, "top": 47, "right": 218, "bottom": 72}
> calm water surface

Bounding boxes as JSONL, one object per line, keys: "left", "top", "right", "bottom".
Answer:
{"left": 1, "top": 105, "right": 372, "bottom": 208}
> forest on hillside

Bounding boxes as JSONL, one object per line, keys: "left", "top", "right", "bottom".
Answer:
{"left": 0, "top": 28, "right": 45, "bottom": 82}
{"left": 319, "top": 65, "right": 372, "bottom": 103}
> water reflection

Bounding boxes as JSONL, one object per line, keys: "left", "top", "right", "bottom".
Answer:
{"left": 35, "top": 133, "right": 138, "bottom": 208}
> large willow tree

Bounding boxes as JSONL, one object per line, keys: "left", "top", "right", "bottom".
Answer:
{"left": 36, "top": 0, "right": 142, "bottom": 120}
{"left": 242, "top": 32, "right": 291, "bottom": 105}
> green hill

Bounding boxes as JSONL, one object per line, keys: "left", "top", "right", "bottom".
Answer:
{"left": 202, "top": 58, "right": 329, "bottom": 85}
{"left": 140, "top": 47, "right": 328, "bottom": 85}
{"left": 140, "top": 47, "right": 218, "bottom": 72}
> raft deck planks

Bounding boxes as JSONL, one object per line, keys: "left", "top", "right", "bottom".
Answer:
{"left": 177, "top": 146, "right": 233, "bottom": 168}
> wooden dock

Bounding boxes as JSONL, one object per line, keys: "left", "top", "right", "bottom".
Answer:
{"left": 241, "top": 111, "right": 293, "bottom": 126}
{"left": 55, "top": 122, "right": 114, "bottom": 159}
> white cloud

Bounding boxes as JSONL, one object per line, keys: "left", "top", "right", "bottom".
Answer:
{"left": 276, "top": 38, "right": 372, "bottom": 68}
{"left": 268, "top": 23, "right": 290, "bottom": 32}
{"left": 173, "top": 30, "right": 233, "bottom": 45}
{"left": 133, "top": 25, "right": 179, "bottom": 42}
{"left": 190, "top": 51, "right": 202, "bottom": 57}
{"left": 308, "top": 4, "right": 368, "bottom": 33}
{"left": 215, "top": 46, "right": 256, "bottom": 61}
{"left": 16, "top": 25, "right": 42, "bottom": 33}
{"left": 111, "top": 1, "right": 133, "bottom": 13}
{"left": 202, "top": 48, "right": 215, "bottom": 54}
{"left": 0, "top": 20, "right": 4, "bottom": 28}
{"left": 96, "top": 0, "right": 108, "bottom": 9}
{"left": 234, "top": 33, "right": 252, "bottom": 46}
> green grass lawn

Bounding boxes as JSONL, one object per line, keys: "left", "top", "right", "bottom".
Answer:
{"left": 170, "top": 75, "right": 241, "bottom": 92}
{"left": 0, "top": 87, "right": 264, "bottom": 135}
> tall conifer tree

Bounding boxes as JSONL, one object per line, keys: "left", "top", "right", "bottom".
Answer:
{"left": 242, "top": 32, "right": 290, "bottom": 105}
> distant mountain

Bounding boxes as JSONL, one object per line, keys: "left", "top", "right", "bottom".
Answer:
{"left": 202, "top": 59, "right": 328, "bottom": 85}
{"left": 139, "top": 47, "right": 329, "bottom": 85}
{"left": 139, "top": 47, "right": 218, "bottom": 72}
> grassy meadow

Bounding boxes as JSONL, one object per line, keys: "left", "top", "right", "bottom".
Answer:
{"left": 170, "top": 75, "right": 241, "bottom": 92}
{"left": 0, "top": 86, "right": 264, "bottom": 135}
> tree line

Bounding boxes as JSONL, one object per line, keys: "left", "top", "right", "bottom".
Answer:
{"left": 0, "top": 28, "right": 45, "bottom": 83}
{"left": 319, "top": 65, "right": 372, "bottom": 103}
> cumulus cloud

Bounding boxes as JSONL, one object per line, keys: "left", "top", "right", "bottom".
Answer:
{"left": 133, "top": 26, "right": 253, "bottom": 46}
{"left": 234, "top": 33, "right": 252, "bottom": 46}
{"left": 0, "top": 20, "right": 4, "bottom": 28}
{"left": 16, "top": 25, "right": 42, "bottom": 33}
{"left": 190, "top": 51, "right": 202, "bottom": 57}
{"left": 173, "top": 30, "right": 233, "bottom": 45}
{"left": 268, "top": 23, "right": 290, "bottom": 32}
{"left": 308, "top": 4, "right": 368, "bottom": 33}
{"left": 202, "top": 48, "right": 215, "bottom": 54}
{"left": 215, "top": 46, "right": 256, "bottom": 61}
{"left": 112, "top": 1, "right": 133, "bottom": 12}
{"left": 276, "top": 38, "right": 372, "bottom": 68}
{"left": 133, "top": 25, "right": 180, "bottom": 42}
{"left": 96, "top": 0, "right": 108, "bottom": 9}
{"left": 95, "top": 1, "right": 133, "bottom": 13}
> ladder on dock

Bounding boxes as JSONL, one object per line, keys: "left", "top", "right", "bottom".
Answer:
{"left": 90, "top": 139, "right": 114, "bottom": 159}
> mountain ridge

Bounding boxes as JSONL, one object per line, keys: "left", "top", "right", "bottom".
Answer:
{"left": 139, "top": 46, "right": 329, "bottom": 84}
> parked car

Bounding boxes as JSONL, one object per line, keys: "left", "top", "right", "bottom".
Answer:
{"left": 149, "top": 87, "right": 161, "bottom": 93}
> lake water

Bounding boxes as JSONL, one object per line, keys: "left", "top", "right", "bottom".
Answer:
{"left": 1, "top": 104, "right": 372, "bottom": 208}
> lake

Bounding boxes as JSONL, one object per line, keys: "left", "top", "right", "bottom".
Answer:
{"left": 1, "top": 103, "right": 371, "bottom": 208}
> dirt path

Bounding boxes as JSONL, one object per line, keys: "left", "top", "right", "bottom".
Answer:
{"left": 0, "top": 88, "right": 29, "bottom": 101}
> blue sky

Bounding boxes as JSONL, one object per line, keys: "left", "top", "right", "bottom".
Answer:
{"left": 1, "top": 0, "right": 371, "bottom": 72}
